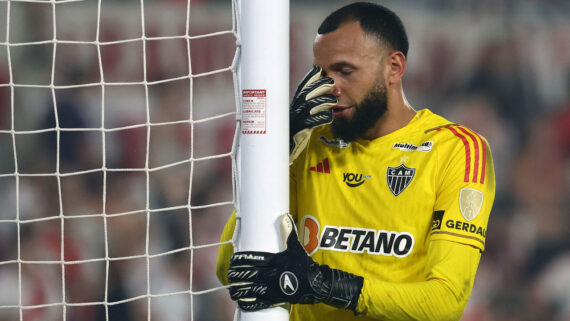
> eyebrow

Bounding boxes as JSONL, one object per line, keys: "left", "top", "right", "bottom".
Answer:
{"left": 328, "top": 61, "right": 357, "bottom": 70}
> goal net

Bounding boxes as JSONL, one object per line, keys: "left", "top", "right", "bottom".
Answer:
{"left": 0, "top": 0, "right": 243, "bottom": 320}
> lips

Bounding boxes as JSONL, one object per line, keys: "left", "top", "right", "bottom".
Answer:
{"left": 332, "top": 105, "right": 352, "bottom": 117}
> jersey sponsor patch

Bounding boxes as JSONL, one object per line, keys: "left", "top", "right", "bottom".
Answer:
{"left": 318, "top": 136, "right": 350, "bottom": 148}
{"left": 432, "top": 210, "right": 445, "bottom": 231}
{"left": 386, "top": 164, "right": 416, "bottom": 196}
{"left": 319, "top": 225, "right": 414, "bottom": 257}
{"left": 459, "top": 188, "right": 484, "bottom": 221}
{"left": 444, "top": 219, "right": 487, "bottom": 238}
{"left": 343, "top": 172, "right": 372, "bottom": 187}
{"left": 299, "top": 216, "right": 414, "bottom": 257}
{"left": 300, "top": 215, "right": 320, "bottom": 255}
{"left": 392, "top": 141, "right": 433, "bottom": 152}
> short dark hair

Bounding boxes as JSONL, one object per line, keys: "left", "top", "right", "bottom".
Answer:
{"left": 318, "top": 2, "right": 409, "bottom": 58}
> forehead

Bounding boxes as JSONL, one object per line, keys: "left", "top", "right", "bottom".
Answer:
{"left": 313, "top": 21, "right": 383, "bottom": 67}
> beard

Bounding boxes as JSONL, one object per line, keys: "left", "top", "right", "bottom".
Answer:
{"left": 330, "top": 80, "right": 388, "bottom": 142}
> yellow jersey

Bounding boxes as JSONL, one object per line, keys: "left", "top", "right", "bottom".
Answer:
{"left": 217, "top": 109, "right": 495, "bottom": 320}
{"left": 290, "top": 108, "right": 495, "bottom": 320}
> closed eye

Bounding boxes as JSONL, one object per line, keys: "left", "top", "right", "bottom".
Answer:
{"left": 330, "top": 61, "right": 356, "bottom": 76}
{"left": 320, "top": 61, "right": 357, "bottom": 78}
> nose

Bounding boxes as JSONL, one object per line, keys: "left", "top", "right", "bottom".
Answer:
{"left": 328, "top": 83, "right": 341, "bottom": 97}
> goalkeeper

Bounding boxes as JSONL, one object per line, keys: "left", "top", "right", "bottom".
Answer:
{"left": 217, "top": 2, "right": 495, "bottom": 321}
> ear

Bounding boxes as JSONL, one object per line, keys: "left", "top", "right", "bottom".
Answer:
{"left": 385, "top": 51, "right": 406, "bottom": 85}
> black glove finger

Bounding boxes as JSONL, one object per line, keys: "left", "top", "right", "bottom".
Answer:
{"left": 293, "top": 94, "right": 337, "bottom": 115}
{"left": 306, "top": 94, "right": 337, "bottom": 114}
{"left": 230, "top": 251, "right": 274, "bottom": 266}
{"left": 299, "top": 76, "right": 334, "bottom": 99}
{"left": 302, "top": 110, "right": 333, "bottom": 129}
{"left": 229, "top": 283, "right": 269, "bottom": 301}
{"left": 227, "top": 265, "right": 261, "bottom": 283}
{"left": 237, "top": 299, "right": 272, "bottom": 312}
{"left": 280, "top": 213, "right": 306, "bottom": 255}
{"left": 293, "top": 65, "right": 323, "bottom": 97}
{"left": 303, "top": 76, "right": 334, "bottom": 92}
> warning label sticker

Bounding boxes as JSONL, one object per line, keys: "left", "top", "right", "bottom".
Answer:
{"left": 242, "top": 89, "right": 266, "bottom": 134}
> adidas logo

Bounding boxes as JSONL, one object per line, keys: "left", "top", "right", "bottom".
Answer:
{"left": 309, "top": 158, "right": 330, "bottom": 174}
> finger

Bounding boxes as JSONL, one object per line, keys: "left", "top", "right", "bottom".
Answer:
{"left": 294, "top": 65, "right": 323, "bottom": 97}
{"left": 229, "top": 283, "right": 269, "bottom": 300}
{"left": 238, "top": 299, "right": 286, "bottom": 312}
{"left": 230, "top": 251, "right": 273, "bottom": 266}
{"left": 229, "top": 283, "right": 250, "bottom": 301}
{"left": 301, "top": 112, "right": 333, "bottom": 129}
{"left": 280, "top": 213, "right": 299, "bottom": 251}
{"left": 304, "top": 77, "right": 335, "bottom": 100}
{"left": 237, "top": 299, "right": 270, "bottom": 312}
{"left": 227, "top": 266, "right": 260, "bottom": 283}
{"left": 308, "top": 95, "right": 337, "bottom": 115}
{"left": 303, "top": 111, "right": 333, "bottom": 128}
{"left": 293, "top": 94, "right": 336, "bottom": 115}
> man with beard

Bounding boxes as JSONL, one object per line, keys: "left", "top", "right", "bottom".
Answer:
{"left": 217, "top": 2, "right": 495, "bottom": 321}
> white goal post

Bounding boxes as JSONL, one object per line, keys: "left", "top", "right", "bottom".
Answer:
{"left": 0, "top": 0, "right": 289, "bottom": 320}
{"left": 235, "top": 0, "right": 290, "bottom": 321}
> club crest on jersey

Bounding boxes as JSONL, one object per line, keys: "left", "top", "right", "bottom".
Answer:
{"left": 319, "top": 136, "right": 350, "bottom": 148}
{"left": 387, "top": 164, "right": 416, "bottom": 196}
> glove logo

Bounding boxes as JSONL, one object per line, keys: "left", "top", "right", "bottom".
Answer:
{"left": 279, "top": 271, "right": 299, "bottom": 296}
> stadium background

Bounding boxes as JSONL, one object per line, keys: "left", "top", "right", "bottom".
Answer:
{"left": 0, "top": 0, "right": 568, "bottom": 320}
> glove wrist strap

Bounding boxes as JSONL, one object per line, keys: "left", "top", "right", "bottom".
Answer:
{"left": 320, "top": 266, "right": 364, "bottom": 311}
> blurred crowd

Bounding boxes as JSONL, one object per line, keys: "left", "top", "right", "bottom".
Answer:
{"left": 0, "top": 1, "right": 568, "bottom": 321}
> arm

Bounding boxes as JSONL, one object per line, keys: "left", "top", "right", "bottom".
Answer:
{"left": 356, "top": 126, "right": 495, "bottom": 320}
{"left": 226, "top": 215, "right": 481, "bottom": 319}
{"left": 357, "top": 240, "right": 481, "bottom": 321}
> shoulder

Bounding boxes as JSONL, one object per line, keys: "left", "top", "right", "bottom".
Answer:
{"left": 419, "top": 109, "right": 489, "bottom": 152}
{"left": 419, "top": 110, "right": 492, "bottom": 185}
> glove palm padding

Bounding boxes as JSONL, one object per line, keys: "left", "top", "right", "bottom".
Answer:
{"left": 289, "top": 66, "right": 337, "bottom": 163}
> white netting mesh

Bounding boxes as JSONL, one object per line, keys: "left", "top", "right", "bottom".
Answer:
{"left": 0, "top": 0, "right": 239, "bottom": 320}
